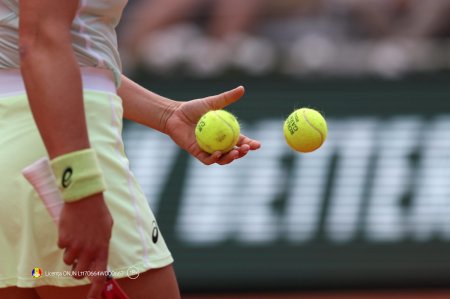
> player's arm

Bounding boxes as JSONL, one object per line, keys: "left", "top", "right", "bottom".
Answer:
{"left": 19, "top": 1, "right": 112, "bottom": 298}
{"left": 118, "top": 75, "right": 179, "bottom": 133}
{"left": 118, "top": 75, "right": 261, "bottom": 165}
{"left": 19, "top": 0, "right": 87, "bottom": 157}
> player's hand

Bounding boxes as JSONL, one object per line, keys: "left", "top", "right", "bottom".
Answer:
{"left": 164, "top": 86, "right": 261, "bottom": 165}
{"left": 58, "top": 193, "right": 113, "bottom": 299}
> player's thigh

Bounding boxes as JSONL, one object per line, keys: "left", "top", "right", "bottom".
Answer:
{"left": 35, "top": 265, "right": 180, "bottom": 299}
{"left": 117, "top": 264, "right": 180, "bottom": 299}
{"left": 0, "top": 287, "right": 40, "bottom": 299}
{"left": 35, "top": 284, "right": 90, "bottom": 299}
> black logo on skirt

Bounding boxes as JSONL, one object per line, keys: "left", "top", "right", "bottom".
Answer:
{"left": 152, "top": 221, "right": 159, "bottom": 244}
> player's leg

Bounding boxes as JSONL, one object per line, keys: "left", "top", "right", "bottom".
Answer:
{"left": 116, "top": 265, "right": 180, "bottom": 299}
{"left": 35, "top": 265, "right": 180, "bottom": 299}
{"left": 34, "top": 284, "right": 89, "bottom": 299}
{"left": 0, "top": 287, "right": 40, "bottom": 299}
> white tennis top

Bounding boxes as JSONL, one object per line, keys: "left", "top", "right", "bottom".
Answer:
{"left": 0, "top": 0, "right": 127, "bottom": 86}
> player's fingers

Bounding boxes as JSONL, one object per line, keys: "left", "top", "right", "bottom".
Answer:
{"left": 236, "top": 144, "right": 250, "bottom": 159}
{"left": 72, "top": 255, "right": 92, "bottom": 279}
{"left": 57, "top": 233, "right": 69, "bottom": 249}
{"left": 216, "top": 149, "right": 239, "bottom": 165}
{"left": 196, "top": 151, "right": 222, "bottom": 165}
{"left": 87, "top": 276, "right": 106, "bottom": 299}
{"left": 86, "top": 253, "right": 109, "bottom": 299}
{"left": 237, "top": 135, "right": 261, "bottom": 150}
{"left": 63, "top": 247, "right": 80, "bottom": 266}
{"left": 202, "top": 86, "right": 245, "bottom": 110}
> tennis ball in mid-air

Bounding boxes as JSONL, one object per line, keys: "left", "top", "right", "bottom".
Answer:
{"left": 195, "top": 110, "right": 240, "bottom": 154}
{"left": 284, "top": 108, "right": 327, "bottom": 153}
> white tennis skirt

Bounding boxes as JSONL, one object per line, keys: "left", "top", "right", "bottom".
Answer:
{"left": 0, "top": 67, "right": 173, "bottom": 288}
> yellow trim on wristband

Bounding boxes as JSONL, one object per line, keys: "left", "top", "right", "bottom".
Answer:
{"left": 50, "top": 149, "right": 106, "bottom": 202}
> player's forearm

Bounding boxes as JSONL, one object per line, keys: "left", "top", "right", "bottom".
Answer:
{"left": 19, "top": 0, "right": 90, "bottom": 159}
{"left": 20, "top": 44, "right": 89, "bottom": 159}
{"left": 119, "top": 75, "right": 180, "bottom": 134}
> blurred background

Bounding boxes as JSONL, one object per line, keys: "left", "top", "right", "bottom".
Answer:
{"left": 117, "top": 0, "right": 450, "bottom": 298}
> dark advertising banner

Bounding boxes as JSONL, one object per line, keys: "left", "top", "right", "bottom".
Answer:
{"left": 124, "top": 74, "right": 450, "bottom": 292}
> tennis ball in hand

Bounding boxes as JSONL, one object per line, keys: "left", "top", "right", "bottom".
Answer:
{"left": 284, "top": 108, "right": 327, "bottom": 153}
{"left": 195, "top": 110, "right": 240, "bottom": 154}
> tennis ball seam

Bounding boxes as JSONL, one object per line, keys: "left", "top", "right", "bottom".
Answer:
{"left": 302, "top": 109, "right": 324, "bottom": 144}
{"left": 195, "top": 125, "right": 211, "bottom": 153}
{"left": 213, "top": 110, "right": 238, "bottom": 151}
{"left": 195, "top": 133, "right": 211, "bottom": 153}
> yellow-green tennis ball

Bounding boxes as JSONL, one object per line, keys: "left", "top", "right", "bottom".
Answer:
{"left": 195, "top": 110, "right": 240, "bottom": 154}
{"left": 284, "top": 108, "right": 328, "bottom": 153}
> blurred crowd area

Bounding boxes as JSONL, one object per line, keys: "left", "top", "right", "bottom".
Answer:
{"left": 118, "top": 0, "right": 450, "bottom": 78}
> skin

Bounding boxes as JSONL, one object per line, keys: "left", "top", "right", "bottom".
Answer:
{"left": 10, "top": 0, "right": 260, "bottom": 298}
{"left": 118, "top": 76, "right": 261, "bottom": 165}
{"left": 0, "top": 265, "right": 180, "bottom": 299}
{"left": 19, "top": 1, "right": 112, "bottom": 298}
